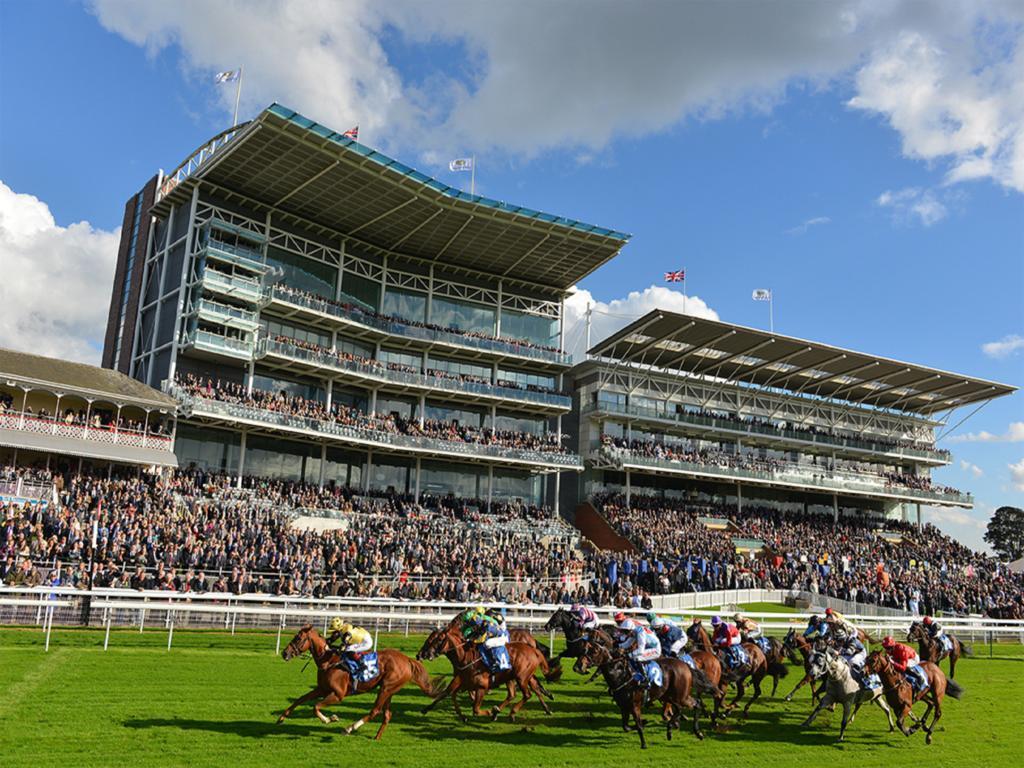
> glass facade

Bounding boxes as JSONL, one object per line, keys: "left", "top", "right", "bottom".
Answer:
{"left": 424, "top": 401, "right": 486, "bottom": 427}
{"left": 262, "top": 318, "right": 331, "bottom": 348}
{"left": 381, "top": 287, "right": 427, "bottom": 323}
{"left": 175, "top": 425, "right": 240, "bottom": 472}
{"left": 251, "top": 373, "right": 324, "bottom": 402}
{"left": 266, "top": 246, "right": 336, "bottom": 298}
{"left": 430, "top": 296, "right": 495, "bottom": 336}
{"left": 494, "top": 413, "right": 546, "bottom": 435}
{"left": 498, "top": 368, "right": 556, "bottom": 391}
{"left": 420, "top": 460, "right": 484, "bottom": 498}
{"left": 492, "top": 468, "right": 543, "bottom": 503}
{"left": 502, "top": 308, "right": 557, "bottom": 347}
{"left": 369, "top": 456, "right": 413, "bottom": 493}
{"left": 341, "top": 271, "right": 381, "bottom": 311}
{"left": 428, "top": 355, "right": 492, "bottom": 381}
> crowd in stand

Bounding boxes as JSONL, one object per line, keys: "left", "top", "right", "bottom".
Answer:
{"left": 590, "top": 492, "right": 1022, "bottom": 616}
{"left": 0, "top": 391, "right": 167, "bottom": 436}
{"left": 177, "top": 374, "right": 570, "bottom": 456}
{"left": 272, "top": 283, "right": 563, "bottom": 355}
{"left": 601, "top": 435, "right": 964, "bottom": 497}
{"left": 664, "top": 404, "right": 950, "bottom": 458}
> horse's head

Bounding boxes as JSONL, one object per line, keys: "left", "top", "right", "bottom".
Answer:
{"left": 907, "top": 622, "right": 923, "bottom": 642}
{"left": 573, "top": 638, "right": 613, "bottom": 675}
{"left": 282, "top": 623, "right": 315, "bottom": 661}
{"left": 417, "top": 627, "right": 448, "bottom": 661}
{"left": 822, "top": 647, "right": 847, "bottom": 678}
{"left": 864, "top": 650, "right": 889, "bottom": 676}
{"left": 544, "top": 608, "right": 566, "bottom": 632}
{"left": 782, "top": 628, "right": 795, "bottom": 647}
{"left": 808, "top": 650, "right": 827, "bottom": 679}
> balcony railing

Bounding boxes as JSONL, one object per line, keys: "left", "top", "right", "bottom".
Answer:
{"left": 195, "top": 299, "right": 260, "bottom": 330}
{"left": 168, "top": 386, "right": 582, "bottom": 469}
{"left": 201, "top": 269, "right": 264, "bottom": 304}
{"left": 267, "top": 285, "right": 572, "bottom": 366}
{"left": 601, "top": 448, "right": 972, "bottom": 505}
{"left": 584, "top": 401, "right": 950, "bottom": 463}
{"left": 182, "top": 329, "right": 254, "bottom": 360}
{"left": 0, "top": 412, "right": 173, "bottom": 452}
{"left": 157, "top": 124, "right": 247, "bottom": 200}
{"left": 202, "top": 240, "right": 269, "bottom": 273}
{"left": 258, "top": 338, "right": 571, "bottom": 409}
{"left": 0, "top": 478, "right": 53, "bottom": 503}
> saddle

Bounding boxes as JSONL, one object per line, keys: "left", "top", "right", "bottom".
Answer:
{"left": 339, "top": 651, "right": 380, "bottom": 691}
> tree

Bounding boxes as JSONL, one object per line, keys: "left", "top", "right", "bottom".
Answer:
{"left": 984, "top": 506, "right": 1024, "bottom": 561}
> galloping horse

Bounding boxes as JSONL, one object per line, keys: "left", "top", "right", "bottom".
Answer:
{"left": 543, "top": 607, "right": 615, "bottom": 663}
{"left": 686, "top": 619, "right": 777, "bottom": 717}
{"left": 278, "top": 625, "right": 440, "bottom": 740}
{"left": 782, "top": 628, "right": 822, "bottom": 703}
{"left": 417, "top": 625, "right": 555, "bottom": 722}
{"left": 864, "top": 650, "right": 963, "bottom": 744}
{"left": 574, "top": 638, "right": 716, "bottom": 747}
{"left": 799, "top": 648, "right": 894, "bottom": 741}
{"left": 907, "top": 621, "right": 971, "bottom": 679}
{"left": 446, "top": 610, "right": 559, "bottom": 677}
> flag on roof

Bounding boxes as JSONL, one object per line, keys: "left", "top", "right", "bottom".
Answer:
{"left": 214, "top": 69, "right": 240, "bottom": 83}
{"left": 752, "top": 288, "right": 772, "bottom": 301}
{"left": 664, "top": 269, "right": 685, "bottom": 283}
{"left": 342, "top": 125, "right": 359, "bottom": 140}
{"left": 449, "top": 157, "right": 474, "bottom": 172}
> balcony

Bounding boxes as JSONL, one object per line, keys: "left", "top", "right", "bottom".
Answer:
{"left": 200, "top": 269, "right": 264, "bottom": 304}
{"left": 0, "top": 412, "right": 173, "bottom": 452}
{"left": 168, "top": 385, "right": 583, "bottom": 471}
{"left": 194, "top": 299, "right": 260, "bottom": 332}
{"left": 182, "top": 329, "right": 254, "bottom": 361}
{"left": 201, "top": 239, "right": 269, "bottom": 274}
{"left": 266, "top": 285, "right": 572, "bottom": 367}
{"left": 584, "top": 401, "right": 950, "bottom": 464}
{"left": 598, "top": 447, "right": 972, "bottom": 507}
{"left": 257, "top": 337, "right": 571, "bottom": 411}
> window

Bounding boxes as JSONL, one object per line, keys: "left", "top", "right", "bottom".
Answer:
{"left": 430, "top": 296, "right": 495, "bottom": 336}
{"left": 381, "top": 287, "right": 427, "bottom": 324}
{"left": 501, "top": 308, "right": 557, "bottom": 347}
{"left": 266, "top": 246, "right": 336, "bottom": 298}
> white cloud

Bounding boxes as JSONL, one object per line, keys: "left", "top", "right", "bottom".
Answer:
{"left": 875, "top": 187, "right": 948, "bottom": 226}
{"left": 1011, "top": 458, "right": 1024, "bottom": 492}
{"left": 0, "top": 181, "right": 120, "bottom": 364}
{"left": 959, "top": 459, "right": 984, "bottom": 478}
{"left": 785, "top": 216, "right": 831, "bottom": 235}
{"left": 562, "top": 285, "right": 718, "bottom": 363}
{"left": 924, "top": 503, "right": 991, "bottom": 552}
{"left": 89, "top": 1, "right": 1024, "bottom": 198}
{"left": 849, "top": 28, "right": 1024, "bottom": 193}
{"left": 982, "top": 334, "right": 1024, "bottom": 359}
{"left": 950, "top": 421, "right": 1024, "bottom": 443}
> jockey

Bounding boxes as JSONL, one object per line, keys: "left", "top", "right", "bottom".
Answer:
{"left": 614, "top": 611, "right": 662, "bottom": 688}
{"left": 653, "top": 619, "right": 692, "bottom": 665}
{"left": 922, "top": 616, "right": 947, "bottom": 644}
{"left": 711, "top": 615, "right": 748, "bottom": 670}
{"left": 328, "top": 620, "right": 376, "bottom": 685}
{"left": 803, "top": 615, "right": 830, "bottom": 642}
{"left": 734, "top": 612, "right": 771, "bottom": 653}
{"left": 467, "top": 610, "right": 511, "bottom": 674}
{"left": 571, "top": 603, "right": 599, "bottom": 632}
{"left": 824, "top": 607, "right": 858, "bottom": 640}
{"left": 840, "top": 634, "right": 867, "bottom": 674}
{"left": 882, "top": 636, "right": 928, "bottom": 692}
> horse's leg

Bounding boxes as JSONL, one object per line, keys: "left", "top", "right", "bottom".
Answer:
{"left": 422, "top": 677, "right": 458, "bottom": 715}
{"left": 633, "top": 700, "right": 647, "bottom": 749}
{"left": 742, "top": 672, "right": 763, "bottom": 718}
{"left": 344, "top": 683, "right": 389, "bottom": 735}
{"left": 926, "top": 693, "right": 942, "bottom": 745}
{"left": 529, "top": 676, "right": 552, "bottom": 715}
{"left": 784, "top": 673, "right": 810, "bottom": 702}
{"left": 728, "top": 677, "right": 745, "bottom": 711}
{"left": 278, "top": 686, "right": 326, "bottom": 724}
{"left": 508, "top": 679, "right": 532, "bottom": 720}
{"left": 491, "top": 680, "right": 518, "bottom": 720}
{"left": 873, "top": 693, "right": 896, "bottom": 732}
{"left": 838, "top": 699, "right": 853, "bottom": 742}
{"left": 948, "top": 649, "right": 957, "bottom": 679}
{"left": 374, "top": 696, "right": 395, "bottom": 741}
{"left": 313, "top": 690, "right": 344, "bottom": 724}
{"left": 801, "top": 691, "right": 830, "bottom": 727}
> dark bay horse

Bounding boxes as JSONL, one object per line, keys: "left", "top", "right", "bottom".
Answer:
{"left": 575, "top": 639, "right": 716, "bottom": 747}
{"left": 782, "top": 628, "right": 823, "bottom": 703}
{"left": 278, "top": 625, "right": 440, "bottom": 740}
{"left": 543, "top": 607, "right": 615, "bottom": 663}
{"left": 417, "top": 625, "right": 555, "bottom": 722}
{"left": 907, "top": 621, "right": 971, "bottom": 679}
{"left": 865, "top": 650, "right": 963, "bottom": 744}
{"left": 686, "top": 619, "right": 778, "bottom": 717}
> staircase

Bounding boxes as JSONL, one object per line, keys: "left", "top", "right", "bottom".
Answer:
{"left": 572, "top": 501, "right": 636, "bottom": 553}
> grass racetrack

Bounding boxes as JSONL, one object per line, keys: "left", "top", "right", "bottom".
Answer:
{"left": 0, "top": 625, "right": 1020, "bottom": 767}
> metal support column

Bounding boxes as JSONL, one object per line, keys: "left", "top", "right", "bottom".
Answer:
{"left": 414, "top": 457, "right": 422, "bottom": 501}
{"left": 737, "top": 481, "right": 743, "bottom": 514}
{"left": 833, "top": 493, "right": 839, "bottom": 524}
{"left": 625, "top": 469, "right": 631, "bottom": 508}
{"left": 237, "top": 429, "right": 247, "bottom": 488}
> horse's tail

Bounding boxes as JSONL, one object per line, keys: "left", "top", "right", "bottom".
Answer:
{"left": 960, "top": 640, "right": 974, "bottom": 657}
{"left": 689, "top": 665, "right": 718, "bottom": 698}
{"left": 945, "top": 677, "right": 966, "bottom": 700}
{"left": 534, "top": 638, "right": 552, "bottom": 658}
{"left": 409, "top": 658, "right": 445, "bottom": 698}
{"left": 538, "top": 651, "right": 563, "bottom": 682}
{"left": 767, "top": 659, "right": 790, "bottom": 679}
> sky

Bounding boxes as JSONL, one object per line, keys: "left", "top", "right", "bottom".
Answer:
{"left": 0, "top": 1, "right": 1021, "bottom": 551}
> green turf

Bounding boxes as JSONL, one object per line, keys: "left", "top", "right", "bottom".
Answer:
{"left": 0, "top": 626, "right": 1019, "bottom": 767}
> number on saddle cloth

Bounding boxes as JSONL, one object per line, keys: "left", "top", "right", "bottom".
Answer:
{"left": 645, "top": 660, "right": 663, "bottom": 687}
{"left": 679, "top": 652, "right": 696, "bottom": 670}
{"left": 481, "top": 644, "right": 510, "bottom": 673}
{"left": 727, "top": 645, "right": 749, "bottom": 669}
{"left": 942, "top": 636, "right": 953, "bottom": 653}
{"left": 756, "top": 636, "right": 771, "bottom": 653}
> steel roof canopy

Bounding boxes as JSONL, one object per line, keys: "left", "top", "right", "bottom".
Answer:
{"left": 156, "top": 104, "right": 630, "bottom": 291}
{"left": 588, "top": 311, "right": 1016, "bottom": 415}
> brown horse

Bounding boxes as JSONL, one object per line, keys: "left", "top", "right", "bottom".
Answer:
{"left": 686, "top": 619, "right": 772, "bottom": 717}
{"left": 782, "top": 628, "right": 823, "bottom": 704}
{"left": 446, "top": 611, "right": 560, "bottom": 677}
{"left": 278, "top": 625, "right": 440, "bottom": 740}
{"left": 864, "top": 650, "right": 964, "bottom": 744}
{"left": 417, "top": 625, "right": 555, "bottom": 722}
{"left": 907, "top": 621, "right": 971, "bottom": 679}
{"left": 687, "top": 650, "right": 727, "bottom": 727}
{"left": 574, "top": 639, "right": 716, "bottom": 747}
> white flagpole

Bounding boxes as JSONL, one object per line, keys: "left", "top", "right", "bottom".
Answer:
{"left": 683, "top": 273, "right": 688, "bottom": 315}
{"left": 232, "top": 67, "right": 243, "bottom": 127}
{"left": 470, "top": 155, "right": 476, "bottom": 196}
{"left": 769, "top": 290, "right": 774, "bottom": 333}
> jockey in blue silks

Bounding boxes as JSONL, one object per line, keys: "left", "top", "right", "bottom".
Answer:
{"left": 803, "top": 615, "right": 829, "bottom": 642}
{"left": 614, "top": 611, "right": 662, "bottom": 688}
{"left": 466, "top": 611, "right": 511, "bottom": 674}
{"left": 652, "top": 617, "right": 695, "bottom": 669}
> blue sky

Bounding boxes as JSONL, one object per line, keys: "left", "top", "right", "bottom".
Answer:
{"left": 0, "top": 1, "right": 1021, "bottom": 549}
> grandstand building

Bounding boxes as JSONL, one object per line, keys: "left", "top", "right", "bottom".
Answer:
{"left": 101, "top": 104, "right": 630, "bottom": 510}
{"left": 570, "top": 311, "right": 1015, "bottom": 524}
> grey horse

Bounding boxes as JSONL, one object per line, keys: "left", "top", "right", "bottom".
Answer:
{"left": 800, "top": 648, "right": 895, "bottom": 741}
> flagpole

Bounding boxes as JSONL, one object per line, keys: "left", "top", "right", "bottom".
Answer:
{"left": 769, "top": 291, "right": 774, "bottom": 333}
{"left": 683, "top": 274, "right": 687, "bottom": 316}
{"left": 470, "top": 155, "right": 476, "bottom": 196}
{"left": 233, "top": 66, "right": 243, "bottom": 127}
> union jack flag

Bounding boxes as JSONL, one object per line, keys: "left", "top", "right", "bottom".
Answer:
{"left": 342, "top": 125, "right": 359, "bottom": 140}
{"left": 664, "top": 269, "right": 685, "bottom": 283}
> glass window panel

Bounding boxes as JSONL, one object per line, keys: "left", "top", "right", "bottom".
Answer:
{"left": 424, "top": 401, "right": 486, "bottom": 427}
{"left": 494, "top": 413, "right": 546, "bottom": 435}
{"left": 492, "top": 469, "right": 542, "bottom": 504}
{"left": 381, "top": 287, "right": 427, "bottom": 324}
{"left": 497, "top": 368, "right": 556, "bottom": 391}
{"left": 341, "top": 271, "right": 381, "bottom": 312}
{"left": 175, "top": 425, "right": 240, "bottom": 473}
{"left": 430, "top": 296, "right": 495, "bottom": 336}
{"left": 369, "top": 458, "right": 410, "bottom": 493}
{"left": 420, "top": 460, "right": 483, "bottom": 499}
{"left": 428, "top": 356, "right": 492, "bottom": 382}
{"left": 501, "top": 308, "right": 558, "bottom": 347}
{"left": 266, "top": 246, "right": 336, "bottom": 298}
{"left": 251, "top": 373, "right": 324, "bottom": 401}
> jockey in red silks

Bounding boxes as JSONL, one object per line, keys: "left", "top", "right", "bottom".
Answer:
{"left": 711, "top": 615, "right": 748, "bottom": 670}
{"left": 882, "top": 636, "right": 928, "bottom": 692}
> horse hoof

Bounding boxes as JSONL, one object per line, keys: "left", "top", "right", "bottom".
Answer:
{"left": 276, "top": 717, "right": 285, "bottom": 725}
{"left": 344, "top": 728, "right": 353, "bottom": 736}
{"left": 329, "top": 715, "right": 338, "bottom": 723}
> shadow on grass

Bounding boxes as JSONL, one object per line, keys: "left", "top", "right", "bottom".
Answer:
{"left": 123, "top": 717, "right": 337, "bottom": 742}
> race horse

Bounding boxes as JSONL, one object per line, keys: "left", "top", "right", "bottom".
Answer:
{"left": 687, "top": 619, "right": 784, "bottom": 717}
{"left": 417, "top": 624, "right": 556, "bottom": 722}
{"left": 278, "top": 624, "right": 441, "bottom": 740}
{"left": 799, "top": 648, "right": 895, "bottom": 742}
{"left": 574, "top": 638, "right": 717, "bottom": 747}
{"left": 543, "top": 607, "right": 616, "bottom": 664}
{"left": 782, "top": 628, "right": 823, "bottom": 704}
{"left": 907, "top": 621, "right": 971, "bottom": 679}
{"left": 446, "top": 610, "right": 560, "bottom": 678}
{"left": 864, "top": 650, "right": 964, "bottom": 744}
